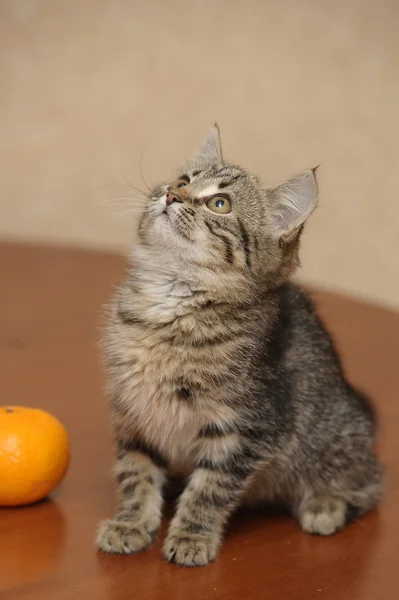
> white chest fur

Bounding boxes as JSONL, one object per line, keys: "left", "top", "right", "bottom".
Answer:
{"left": 116, "top": 334, "right": 236, "bottom": 473}
{"left": 108, "top": 246, "right": 239, "bottom": 473}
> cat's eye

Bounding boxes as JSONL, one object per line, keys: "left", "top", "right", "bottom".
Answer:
{"left": 172, "top": 176, "right": 190, "bottom": 189}
{"left": 206, "top": 196, "right": 232, "bottom": 214}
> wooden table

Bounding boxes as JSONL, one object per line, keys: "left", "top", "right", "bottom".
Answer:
{"left": 1, "top": 243, "right": 398, "bottom": 600}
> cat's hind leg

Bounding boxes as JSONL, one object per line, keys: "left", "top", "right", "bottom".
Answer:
{"left": 298, "top": 495, "right": 348, "bottom": 535}
{"left": 296, "top": 452, "right": 383, "bottom": 536}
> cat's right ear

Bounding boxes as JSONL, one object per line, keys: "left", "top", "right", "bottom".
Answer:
{"left": 187, "top": 124, "right": 223, "bottom": 169}
{"left": 268, "top": 168, "right": 318, "bottom": 242}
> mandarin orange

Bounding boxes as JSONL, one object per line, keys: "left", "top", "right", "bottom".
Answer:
{"left": 0, "top": 406, "right": 70, "bottom": 506}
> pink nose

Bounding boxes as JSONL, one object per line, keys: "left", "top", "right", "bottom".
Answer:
{"left": 166, "top": 191, "right": 183, "bottom": 206}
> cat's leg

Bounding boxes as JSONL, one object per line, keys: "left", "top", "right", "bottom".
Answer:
{"left": 163, "top": 438, "right": 260, "bottom": 567}
{"left": 96, "top": 439, "right": 166, "bottom": 554}
{"left": 296, "top": 451, "right": 383, "bottom": 536}
{"left": 163, "top": 468, "right": 240, "bottom": 567}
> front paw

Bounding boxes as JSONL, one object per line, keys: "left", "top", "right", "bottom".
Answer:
{"left": 96, "top": 518, "right": 158, "bottom": 555}
{"left": 163, "top": 530, "right": 220, "bottom": 567}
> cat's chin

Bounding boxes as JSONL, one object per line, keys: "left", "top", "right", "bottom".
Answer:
{"left": 145, "top": 214, "right": 187, "bottom": 250}
{"left": 156, "top": 212, "right": 194, "bottom": 243}
{"left": 151, "top": 211, "right": 173, "bottom": 234}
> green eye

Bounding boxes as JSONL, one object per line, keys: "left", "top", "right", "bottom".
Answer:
{"left": 206, "top": 196, "right": 232, "bottom": 214}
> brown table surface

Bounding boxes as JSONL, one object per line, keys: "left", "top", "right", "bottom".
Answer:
{"left": 0, "top": 242, "right": 398, "bottom": 600}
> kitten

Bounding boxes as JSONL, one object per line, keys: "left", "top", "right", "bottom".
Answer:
{"left": 96, "top": 125, "right": 382, "bottom": 567}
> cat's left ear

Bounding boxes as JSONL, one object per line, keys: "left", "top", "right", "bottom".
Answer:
{"left": 188, "top": 124, "right": 223, "bottom": 169}
{"left": 268, "top": 168, "right": 318, "bottom": 242}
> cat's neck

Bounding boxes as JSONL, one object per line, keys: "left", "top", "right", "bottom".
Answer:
{"left": 125, "top": 243, "right": 257, "bottom": 324}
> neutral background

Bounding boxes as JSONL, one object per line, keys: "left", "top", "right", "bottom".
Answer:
{"left": 0, "top": 0, "right": 398, "bottom": 307}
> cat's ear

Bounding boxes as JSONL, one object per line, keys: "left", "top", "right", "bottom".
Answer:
{"left": 268, "top": 168, "right": 318, "bottom": 241}
{"left": 188, "top": 124, "right": 223, "bottom": 169}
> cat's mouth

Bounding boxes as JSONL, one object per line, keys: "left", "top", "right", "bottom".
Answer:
{"left": 161, "top": 208, "right": 173, "bottom": 223}
{"left": 157, "top": 205, "right": 178, "bottom": 230}
{"left": 158, "top": 206, "right": 195, "bottom": 243}
{"left": 161, "top": 203, "right": 178, "bottom": 219}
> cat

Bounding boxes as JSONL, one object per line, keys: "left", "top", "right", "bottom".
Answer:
{"left": 96, "top": 125, "right": 383, "bottom": 567}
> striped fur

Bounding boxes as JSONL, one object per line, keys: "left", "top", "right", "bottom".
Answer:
{"left": 97, "top": 128, "right": 382, "bottom": 566}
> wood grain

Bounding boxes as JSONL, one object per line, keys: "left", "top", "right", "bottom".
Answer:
{"left": 0, "top": 242, "right": 398, "bottom": 600}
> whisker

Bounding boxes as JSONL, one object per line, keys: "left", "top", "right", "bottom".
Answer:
{"left": 94, "top": 197, "right": 147, "bottom": 212}
{"left": 100, "top": 208, "right": 143, "bottom": 230}
{"left": 139, "top": 143, "right": 152, "bottom": 192}
{"left": 97, "top": 196, "right": 146, "bottom": 205}
{"left": 123, "top": 177, "right": 148, "bottom": 198}
{"left": 85, "top": 182, "right": 147, "bottom": 201}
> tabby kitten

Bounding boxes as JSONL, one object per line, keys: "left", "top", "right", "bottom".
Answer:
{"left": 96, "top": 126, "right": 382, "bottom": 567}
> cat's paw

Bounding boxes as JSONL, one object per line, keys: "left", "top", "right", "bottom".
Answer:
{"left": 163, "top": 531, "right": 219, "bottom": 567}
{"left": 299, "top": 495, "right": 347, "bottom": 536}
{"left": 96, "top": 518, "right": 158, "bottom": 554}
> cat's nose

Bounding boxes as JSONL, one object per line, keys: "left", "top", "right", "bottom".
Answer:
{"left": 166, "top": 191, "right": 183, "bottom": 206}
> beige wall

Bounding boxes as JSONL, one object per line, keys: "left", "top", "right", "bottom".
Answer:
{"left": 1, "top": 0, "right": 398, "bottom": 308}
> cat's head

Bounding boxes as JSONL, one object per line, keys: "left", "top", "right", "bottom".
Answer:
{"left": 138, "top": 125, "right": 318, "bottom": 292}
